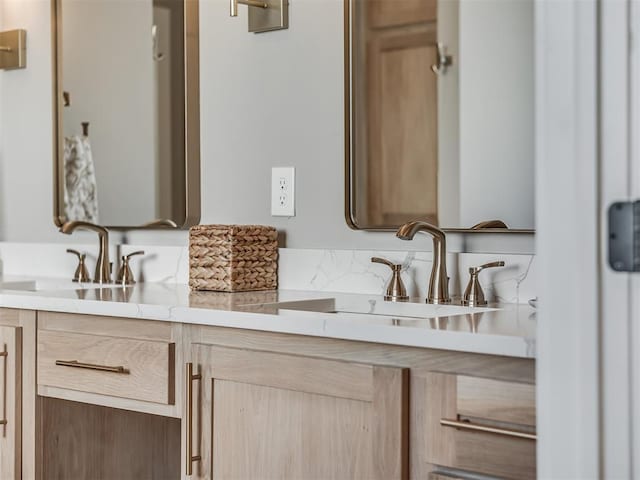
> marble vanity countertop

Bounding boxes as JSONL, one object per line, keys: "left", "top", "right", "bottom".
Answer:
{"left": 0, "top": 277, "right": 536, "bottom": 359}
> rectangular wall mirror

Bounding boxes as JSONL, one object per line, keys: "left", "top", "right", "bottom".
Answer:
{"left": 345, "top": 0, "right": 535, "bottom": 233}
{"left": 52, "top": 0, "right": 200, "bottom": 229}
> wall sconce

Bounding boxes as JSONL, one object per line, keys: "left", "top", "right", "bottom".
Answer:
{"left": 0, "top": 30, "right": 26, "bottom": 70}
{"left": 230, "top": 0, "right": 288, "bottom": 33}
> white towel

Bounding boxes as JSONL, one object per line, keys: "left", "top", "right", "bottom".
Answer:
{"left": 63, "top": 135, "right": 99, "bottom": 223}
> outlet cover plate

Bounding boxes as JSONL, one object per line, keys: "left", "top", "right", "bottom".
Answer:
{"left": 271, "top": 167, "right": 295, "bottom": 217}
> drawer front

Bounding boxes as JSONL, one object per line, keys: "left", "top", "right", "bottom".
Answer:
{"left": 38, "top": 330, "right": 175, "bottom": 405}
{"left": 425, "top": 372, "right": 536, "bottom": 480}
{"left": 457, "top": 375, "right": 535, "bottom": 426}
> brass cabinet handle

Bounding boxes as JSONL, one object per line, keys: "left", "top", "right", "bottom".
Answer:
{"left": 0, "top": 349, "right": 8, "bottom": 428}
{"left": 186, "top": 362, "right": 202, "bottom": 476}
{"left": 55, "top": 360, "right": 129, "bottom": 374}
{"left": 440, "top": 418, "right": 537, "bottom": 441}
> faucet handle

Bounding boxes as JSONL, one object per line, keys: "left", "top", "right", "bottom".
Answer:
{"left": 463, "top": 261, "right": 505, "bottom": 306}
{"left": 371, "top": 257, "right": 399, "bottom": 270}
{"left": 469, "top": 261, "right": 505, "bottom": 275}
{"left": 66, "top": 249, "right": 90, "bottom": 283}
{"left": 116, "top": 251, "right": 145, "bottom": 286}
{"left": 371, "top": 257, "right": 409, "bottom": 302}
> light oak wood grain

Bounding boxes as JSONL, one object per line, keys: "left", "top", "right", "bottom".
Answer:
{"left": 200, "top": 346, "right": 374, "bottom": 402}
{"left": 193, "top": 325, "right": 535, "bottom": 383}
{"left": 36, "top": 386, "right": 180, "bottom": 419}
{"left": 40, "top": 398, "right": 180, "bottom": 480}
{"left": 0, "top": 309, "right": 35, "bottom": 480}
{"left": 0, "top": 325, "right": 22, "bottom": 480}
{"left": 424, "top": 372, "right": 536, "bottom": 480}
{"left": 457, "top": 375, "right": 536, "bottom": 427}
{"left": 38, "top": 330, "right": 175, "bottom": 405}
{"left": 191, "top": 344, "right": 409, "bottom": 480}
{"left": 38, "top": 311, "right": 173, "bottom": 341}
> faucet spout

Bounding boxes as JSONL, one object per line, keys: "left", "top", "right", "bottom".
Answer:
{"left": 396, "top": 220, "right": 450, "bottom": 304}
{"left": 60, "top": 221, "right": 111, "bottom": 284}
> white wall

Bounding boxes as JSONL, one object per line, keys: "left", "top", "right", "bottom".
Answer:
{"left": 0, "top": 0, "right": 534, "bottom": 254}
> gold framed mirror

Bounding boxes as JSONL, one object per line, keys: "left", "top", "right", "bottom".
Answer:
{"left": 51, "top": 0, "right": 200, "bottom": 229}
{"left": 344, "top": 0, "right": 535, "bottom": 234}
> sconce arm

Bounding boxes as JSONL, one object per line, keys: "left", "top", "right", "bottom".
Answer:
{"left": 230, "top": 0, "right": 268, "bottom": 17}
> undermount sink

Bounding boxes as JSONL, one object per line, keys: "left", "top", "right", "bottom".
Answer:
{"left": 0, "top": 279, "right": 102, "bottom": 292}
{"left": 256, "top": 296, "right": 498, "bottom": 320}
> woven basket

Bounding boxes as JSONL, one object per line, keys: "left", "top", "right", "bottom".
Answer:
{"left": 189, "top": 225, "right": 278, "bottom": 292}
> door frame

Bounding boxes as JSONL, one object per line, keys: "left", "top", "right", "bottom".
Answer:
{"left": 535, "top": 0, "right": 599, "bottom": 477}
{"left": 536, "top": 0, "right": 637, "bottom": 477}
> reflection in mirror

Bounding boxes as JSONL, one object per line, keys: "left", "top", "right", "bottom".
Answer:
{"left": 53, "top": 0, "right": 200, "bottom": 229}
{"left": 346, "top": 0, "right": 535, "bottom": 231}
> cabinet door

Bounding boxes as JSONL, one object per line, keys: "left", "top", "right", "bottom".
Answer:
{"left": 0, "top": 326, "right": 22, "bottom": 480}
{"left": 186, "top": 345, "right": 408, "bottom": 480}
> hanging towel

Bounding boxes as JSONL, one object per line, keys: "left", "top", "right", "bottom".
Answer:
{"left": 63, "top": 135, "right": 99, "bottom": 223}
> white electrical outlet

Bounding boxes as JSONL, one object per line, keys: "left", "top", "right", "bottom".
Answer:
{"left": 271, "top": 167, "right": 295, "bottom": 217}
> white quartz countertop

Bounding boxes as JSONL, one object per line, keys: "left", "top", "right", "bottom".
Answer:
{"left": 0, "top": 277, "right": 536, "bottom": 359}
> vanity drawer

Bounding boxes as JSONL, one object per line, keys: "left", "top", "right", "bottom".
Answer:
{"left": 425, "top": 372, "right": 536, "bottom": 480}
{"left": 37, "top": 330, "right": 175, "bottom": 405}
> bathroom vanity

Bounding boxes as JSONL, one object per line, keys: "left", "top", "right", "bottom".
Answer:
{"left": 0, "top": 285, "right": 536, "bottom": 480}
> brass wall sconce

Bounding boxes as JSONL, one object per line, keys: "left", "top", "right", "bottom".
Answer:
{"left": 0, "top": 30, "right": 26, "bottom": 70}
{"left": 230, "top": 0, "right": 288, "bottom": 33}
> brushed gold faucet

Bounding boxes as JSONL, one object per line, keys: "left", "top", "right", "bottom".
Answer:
{"left": 60, "top": 221, "right": 112, "bottom": 284}
{"left": 396, "top": 220, "right": 451, "bottom": 304}
{"left": 462, "top": 261, "right": 505, "bottom": 306}
{"left": 370, "top": 257, "right": 409, "bottom": 302}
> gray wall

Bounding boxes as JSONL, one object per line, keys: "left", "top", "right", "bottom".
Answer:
{"left": 0, "top": 0, "right": 534, "bottom": 254}
{"left": 62, "top": 0, "right": 157, "bottom": 225}
{"left": 459, "top": 0, "right": 535, "bottom": 229}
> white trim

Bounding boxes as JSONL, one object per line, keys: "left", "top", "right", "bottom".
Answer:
{"left": 600, "top": 0, "right": 634, "bottom": 476}
{"left": 535, "top": 0, "right": 600, "bottom": 477}
{"left": 629, "top": 1, "right": 640, "bottom": 474}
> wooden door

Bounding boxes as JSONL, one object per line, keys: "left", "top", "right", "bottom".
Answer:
{"left": 187, "top": 344, "right": 408, "bottom": 479}
{"left": 361, "top": 0, "right": 439, "bottom": 226}
{"left": 0, "top": 326, "right": 22, "bottom": 480}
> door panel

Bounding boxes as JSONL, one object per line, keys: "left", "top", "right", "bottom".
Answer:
{"left": 0, "top": 326, "right": 22, "bottom": 480}
{"left": 357, "top": 0, "right": 439, "bottom": 227}
{"left": 189, "top": 344, "right": 408, "bottom": 480}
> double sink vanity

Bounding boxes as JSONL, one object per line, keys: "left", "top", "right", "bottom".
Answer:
{"left": 0, "top": 267, "right": 536, "bottom": 480}
{"left": 0, "top": 0, "right": 541, "bottom": 477}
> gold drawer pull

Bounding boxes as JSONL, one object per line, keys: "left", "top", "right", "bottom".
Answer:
{"left": 0, "top": 349, "right": 8, "bottom": 428}
{"left": 186, "top": 362, "right": 202, "bottom": 476}
{"left": 55, "top": 360, "right": 129, "bottom": 374}
{"left": 440, "top": 418, "right": 537, "bottom": 441}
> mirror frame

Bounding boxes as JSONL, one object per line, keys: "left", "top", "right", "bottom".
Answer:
{"left": 343, "top": 0, "right": 534, "bottom": 234}
{"left": 51, "top": 0, "right": 201, "bottom": 230}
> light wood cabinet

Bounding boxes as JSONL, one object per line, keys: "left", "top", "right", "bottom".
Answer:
{"left": 37, "top": 329, "right": 175, "bottom": 405}
{"left": 187, "top": 344, "right": 409, "bottom": 480}
{"left": 424, "top": 372, "right": 536, "bottom": 480}
{"left": 0, "top": 325, "right": 22, "bottom": 480}
{"left": 36, "top": 311, "right": 181, "bottom": 418}
{"left": 0, "top": 309, "right": 35, "bottom": 480}
{"left": 0, "top": 307, "right": 536, "bottom": 479}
